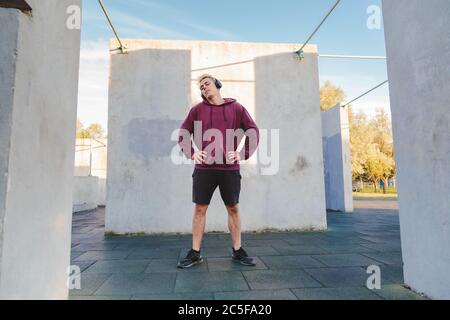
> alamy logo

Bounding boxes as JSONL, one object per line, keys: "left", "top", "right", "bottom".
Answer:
{"left": 67, "top": 265, "right": 81, "bottom": 290}
{"left": 367, "top": 5, "right": 382, "bottom": 30}
{"left": 66, "top": 5, "right": 81, "bottom": 30}
{"left": 366, "top": 265, "right": 381, "bottom": 290}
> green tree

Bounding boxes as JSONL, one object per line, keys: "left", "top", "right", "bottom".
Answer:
{"left": 320, "top": 81, "right": 346, "bottom": 111}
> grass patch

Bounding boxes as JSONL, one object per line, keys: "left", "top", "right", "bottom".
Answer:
{"left": 353, "top": 192, "right": 397, "bottom": 199}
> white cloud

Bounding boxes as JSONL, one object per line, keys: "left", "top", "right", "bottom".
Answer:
{"left": 77, "top": 41, "right": 110, "bottom": 133}
{"left": 110, "top": 10, "right": 189, "bottom": 39}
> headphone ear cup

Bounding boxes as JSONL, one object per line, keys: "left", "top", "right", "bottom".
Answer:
{"left": 215, "top": 79, "right": 222, "bottom": 89}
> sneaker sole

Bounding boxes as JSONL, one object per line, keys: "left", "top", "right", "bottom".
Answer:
{"left": 177, "top": 258, "right": 204, "bottom": 269}
{"left": 232, "top": 257, "right": 256, "bottom": 266}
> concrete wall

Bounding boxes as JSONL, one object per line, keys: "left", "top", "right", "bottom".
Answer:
{"left": 321, "top": 104, "right": 353, "bottom": 212}
{"left": 106, "top": 40, "right": 327, "bottom": 234}
{"left": 0, "top": 0, "right": 81, "bottom": 299}
{"left": 382, "top": 0, "right": 450, "bottom": 299}
{"left": 106, "top": 48, "right": 192, "bottom": 234}
{"left": 73, "top": 176, "right": 99, "bottom": 213}
{"left": 74, "top": 138, "right": 107, "bottom": 206}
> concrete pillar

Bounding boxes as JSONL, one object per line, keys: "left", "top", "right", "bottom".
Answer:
{"left": 253, "top": 51, "right": 327, "bottom": 230}
{"left": 382, "top": 0, "right": 450, "bottom": 299}
{"left": 73, "top": 176, "right": 99, "bottom": 213}
{"left": 0, "top": 0, "right": 81, "bottom": 299}
{"left": 106, "top": 48, "right": 192, "bottom": 234}
{"left": 321, "top": 104, "right": 353, "bottom": 212}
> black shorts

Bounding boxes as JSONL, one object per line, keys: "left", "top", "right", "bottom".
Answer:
{"left": 192, "top": 169, "right": 241, "bottom": 205}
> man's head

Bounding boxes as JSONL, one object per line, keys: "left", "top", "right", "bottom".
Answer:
{"left": 198, "top": 74, "right": 222, "bottom": 101}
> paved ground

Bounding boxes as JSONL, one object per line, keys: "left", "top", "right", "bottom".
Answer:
{"left": 69, "top": 199, "right": 428, "bottom": 300}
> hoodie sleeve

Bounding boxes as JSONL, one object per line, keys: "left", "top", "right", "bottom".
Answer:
{"left": 178, "top": 107, "right": 196, "bottom": 159}
{"left": 240, "top": 105, "right": 260, "bottom": 160}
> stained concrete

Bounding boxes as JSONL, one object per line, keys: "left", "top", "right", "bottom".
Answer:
{"left": 0, "top": 0, "right": 81, "bottom": 299}
{"left": 382, "top": 0, "right": 450, "bottom": 299}
{"left": 321, "top": 104, "right": 353, "bottom": 212}
{"left": 106, "top": 48, "right": 192, "bottom": 234}
{"left": 74, "top": 138, "right": 107, "bottom": 206}
{"left": 73, "top": 176, "right": 99, "bottom": 213}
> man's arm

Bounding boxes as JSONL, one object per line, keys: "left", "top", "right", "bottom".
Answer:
{"left": 240, "top": 105, "right": 260, "bottom": 160}
{"left": 178, "top": 107, "right": 196, "bottom": 159}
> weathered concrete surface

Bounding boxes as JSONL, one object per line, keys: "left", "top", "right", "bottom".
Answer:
{"left": 106, "top": 39, "right": 326, "bottom": 234}
{"left": 106, "top": 48, "right": 192, "bottom": 234}
{"left": 0, "top": 8, "right": 19, "bottom": 280}
{"left": 321, "top": 105, "right": 353, "bottom": 212}
{"left": 383, "top": 0, "right": 450, "bottom": 299}
{"left": 0, "top": 0, "right": 81, "bottom": 299}
{"left": 253, "top": 52, "right": 327, "bottom": 230}
{"left": 73, "top": 176, "right": 99, "bottom": 213}
{"left": 74, "top": 138, "right": 107, "bottom": 206}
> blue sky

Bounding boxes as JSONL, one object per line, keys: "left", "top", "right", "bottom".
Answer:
{"left": 78, "top": 0, "right": 390, "bottom": 132}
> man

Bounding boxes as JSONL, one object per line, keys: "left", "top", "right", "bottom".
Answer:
{"left": 177, "top": 74, "right": 260, "bottom": 268}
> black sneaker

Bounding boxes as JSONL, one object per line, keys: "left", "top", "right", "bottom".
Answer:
{"left": 232, "top": 247, "right": 256, "bottom": 266}
{"left": 177, "top": 249, "right": 203, "bottom": 269}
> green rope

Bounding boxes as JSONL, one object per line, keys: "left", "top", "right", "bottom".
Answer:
{"left": 342, "top": 80, "right": 389, "bottom": 108}
{"left": 293, "top": 0, "right": 342, "bottom": 60}
{"left": 98, "top": 0, "right": 127, "bottom": 54}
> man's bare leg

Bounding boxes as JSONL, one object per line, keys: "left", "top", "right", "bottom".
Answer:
{"left": 226, "top": 204, "right": 242, "bottom": 250}
{"left": 192, "top": 204, "right": 208, "bottom": 251}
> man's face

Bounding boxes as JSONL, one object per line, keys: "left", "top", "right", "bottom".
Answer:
{"left": 199, "top": 77, "right": 218, "bottom": 99}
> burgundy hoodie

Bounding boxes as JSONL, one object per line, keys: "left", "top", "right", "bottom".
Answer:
{"left": 178, "top": 98, "right": 259, "bottom": 171}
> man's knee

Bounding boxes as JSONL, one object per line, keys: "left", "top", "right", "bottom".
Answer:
{"left": 226, "top": 204, "right": 239, "bottom": 215}
{"left": 194, "top": 204, "right": 208, "bottom": 216}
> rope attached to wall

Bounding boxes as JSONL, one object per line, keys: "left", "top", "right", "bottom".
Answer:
{"left": 97, "top": 0, "right": 127, "bottom": 54}
{"left": 293, "top": 0, "right": 342, "bottom": 60}
{"left": 342, "top": 80, "right": 389, "bottom": 108}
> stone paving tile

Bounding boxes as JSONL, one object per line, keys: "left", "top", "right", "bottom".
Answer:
{"left": 74, "top": 250, "right": 133, "bottom": 261}
{"left": 372, "top": 284, "right": 429, "bottom": 300}
{"left": 144, "top": 259, "right": 208, "bottom": 273}
{"left": 94, "top": 273, "right": 177, "bottom": 295}
{"left": 71, "top": 243, "right": 118, "bottom": 251}
{"left": 259, "top": 255, "right": 326, "bottom": 269}
{"left": 69, "top": 295, "right": 131, "bottom": 300}
{"left": 317, "top": 244, "right": 376, "bottom": 254}
{"left": 180, "top": 247, "right": 232, "bottom": 258}
{"left": 244, "top": 239, "right": 291, "bottom": 247}
{"left": 132, "top": 293, "right": 214, "bottom": 300}
{"left": 362, "top": 252, "right": 403, "bottom": 265}
{"left": 272, "top": 245, "right": 328, "bottom": 255}
{"left": 245, "top": 246, "right": 280, "bottom": 256}
{"left": 292, "top": 287, "right": 381, "bottom": 300}
{"left": 303, "top": 267, "right": 376, "bottom": 288}
{"left": 72, "top": 260, "right": 97, "bottom": 272}
{"left": 242, "top": 269, "right": 322, "bottom": 290}
{"left": 83, "top": 260, "right": 151, "bottom": 274}
{"left": 69, "top": 203, "right": 425, "bottom": 299}
{"left": 379, "top": 265, "right": 404, "bottom": 284}
{"left": 127, "top": 248, "right": 181, "bottom": 260}
{"left": 71, "top": 251, "right": 86, "bottom": 261}
{"left": 311, "top": 254, "right": 383, "bottom": 267}
{"left": 175, "top": 271, "right": 249, "bottom": 293}
{"left": 69, "top": 273, "right": 112, "bottom": 296}
{"left": 359, "top": 242, "right": 402, "bottom": 252}
{"left": 215, "top": 289, "right": 298, "bottom": 300}
{"left": 207, "top": 257, "right": 268, "bottom": 272}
